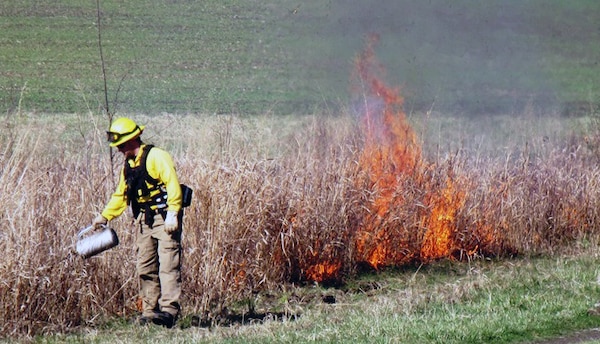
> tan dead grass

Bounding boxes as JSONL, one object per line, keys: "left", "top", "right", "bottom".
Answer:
{"left": 1, "top": 111, "right": 599, "bottom": 338}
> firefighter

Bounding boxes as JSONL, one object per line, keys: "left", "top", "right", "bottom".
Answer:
{"left": 91, "top": 117, "right": 183, "bottom": 328}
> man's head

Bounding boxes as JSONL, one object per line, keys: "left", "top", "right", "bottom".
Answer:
{"left": 106, "top": 117, "right": 145, "bottom": 157}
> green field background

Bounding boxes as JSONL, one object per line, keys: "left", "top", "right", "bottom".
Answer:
{"left": 1, "top": 0, "right": 600, "bottom": 115}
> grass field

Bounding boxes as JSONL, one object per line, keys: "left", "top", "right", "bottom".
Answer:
{"left": 2, "top": 0, "right": 600, "bottom": 115}
{"left": 4, "top": 1, "right": 600, "bottom": 343}
{"left": 30, "top": 251, "right": 600, "bottom": 343}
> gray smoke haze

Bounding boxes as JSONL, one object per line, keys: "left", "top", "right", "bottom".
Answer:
{"left": 285, "top": 0, "right": 600, "bottom": 116}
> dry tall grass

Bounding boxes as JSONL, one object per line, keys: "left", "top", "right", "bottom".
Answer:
{"left": 1, "top": 111, "right": 599, "bottom": 338}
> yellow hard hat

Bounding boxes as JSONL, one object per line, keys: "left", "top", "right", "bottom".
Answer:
{"left": 106, "top": 117, "right": 145, "bottom": 147}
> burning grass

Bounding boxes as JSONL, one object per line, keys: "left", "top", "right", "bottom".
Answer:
{"left": 3, "top": 44, "right": 600, "bottom": 338}
{"left": 1, "top": 107, "right": 600, "bottom": 338}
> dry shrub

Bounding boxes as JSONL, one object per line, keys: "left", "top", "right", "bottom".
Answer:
{"left": 0, "top": 115, "right": 138, "bottom": 336}
{"left": 179, "top": 115, "right": 364, "bottom": 316}
{"left": 1, "top": 112, "right": 600, "bottom": 337}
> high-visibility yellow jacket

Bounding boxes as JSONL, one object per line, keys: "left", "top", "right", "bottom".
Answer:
{"left": 102, "top": 144, "right": 182, "bottom": 221}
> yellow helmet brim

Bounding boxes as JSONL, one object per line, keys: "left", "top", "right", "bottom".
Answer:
{"left": 108, "top": 125, "right": 145, "bottom": 147}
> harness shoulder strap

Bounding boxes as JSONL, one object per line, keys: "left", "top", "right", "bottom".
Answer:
{"left": 139, "top": 145, "right": 159, "bottom": 186}
{"left": 124, "top": 144, "right": 161, "bottom": 204}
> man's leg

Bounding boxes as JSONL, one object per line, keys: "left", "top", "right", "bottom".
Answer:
{"left": 136, "top": 220, "right": 161, "bottom": 318}
{"left": 153, "top": 212, "right": 182, "bottom": 319}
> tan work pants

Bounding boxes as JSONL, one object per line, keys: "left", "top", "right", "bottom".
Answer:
{"left": 136, "top": 211, "right": 182, "bottom": 318}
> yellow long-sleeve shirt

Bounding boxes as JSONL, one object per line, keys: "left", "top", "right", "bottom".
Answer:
{"left": 101, "top": 144, "right": 182, "bottom": 221}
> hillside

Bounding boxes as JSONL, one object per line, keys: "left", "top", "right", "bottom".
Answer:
{"left": 1, "top": 0, "right": 600, "bottom": 115}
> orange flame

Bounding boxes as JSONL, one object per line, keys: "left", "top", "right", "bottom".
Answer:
{"left": 352, "top": 34, "right": 477, "bottom": 270}
{"left": 302, "top": 34, "right": 495, "bottom": 280}
{"left": 353, "top": 34, "right": 422, "bottom": 269}
{"left": 420, "top": 176, "right": 465, "bottom": 260}
{"left": 305, "top": 261, "right": 342, "bottom": 282}
{"left": 288, "top": 208, "right": 344, "bottom": 283}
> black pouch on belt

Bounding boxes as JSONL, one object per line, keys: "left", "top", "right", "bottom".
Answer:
{"left": 181, "top": 184, "right": 193, "bottom": 207}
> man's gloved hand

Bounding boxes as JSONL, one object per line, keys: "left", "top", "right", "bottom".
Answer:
{"left": 164, "top": 211, "right": 178, "bottom": 234}
{"left": 92, "top": 214, "right": 107, "bottom": 230}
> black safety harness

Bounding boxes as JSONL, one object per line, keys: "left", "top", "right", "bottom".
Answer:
{"left": 124, "top": 145, "right": 168, "bottom": 226}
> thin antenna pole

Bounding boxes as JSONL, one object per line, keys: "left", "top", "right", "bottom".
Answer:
{"left": 96, "top": 0, "right": 111, "bottom": 121}
{"left": 95, "top": 0, "right": 116, "bottom": 186}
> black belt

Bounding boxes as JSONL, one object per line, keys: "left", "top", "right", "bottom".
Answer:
{"left": 138, "top": 204, "right": 167, "bottom": 226}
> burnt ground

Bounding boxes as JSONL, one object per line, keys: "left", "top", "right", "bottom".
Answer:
{"left": 528, "top": 307, "right": 600, "bottom": 344}
{"left": 179, "top": 280, "right": 600, "bottom": 344}
{"left": 530, "top": 328, "right": 600, "bottom": 344}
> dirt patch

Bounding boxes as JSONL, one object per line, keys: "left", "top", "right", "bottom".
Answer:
{"left": 531, "top": 328, "right": 600, "bottom": 344}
